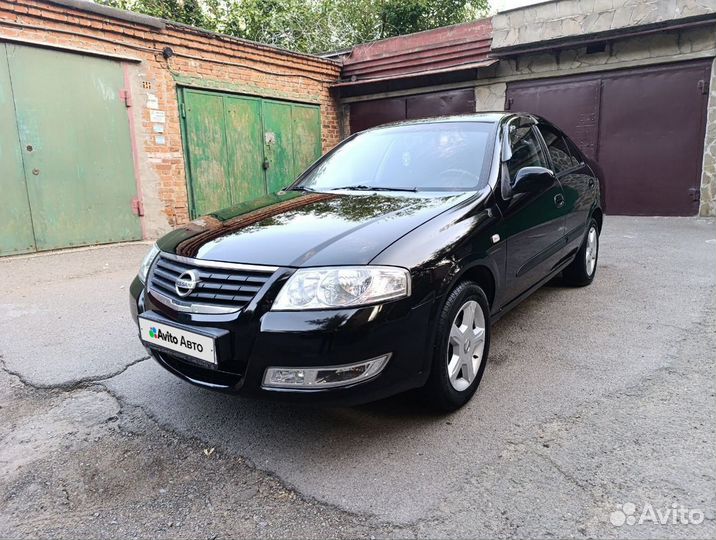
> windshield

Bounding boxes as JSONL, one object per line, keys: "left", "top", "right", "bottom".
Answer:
{"left": 295, "top": 122, "right": 496, "bottom": 192}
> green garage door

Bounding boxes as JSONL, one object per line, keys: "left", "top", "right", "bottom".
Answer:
{"left": 0, "top": 43, "right": 142, "bottom": 256}
{"left": 0, "top": 44, "right": 35, "bottom": 256}
{"left": 180, "top": 89, "right": 322, "bottom": 217}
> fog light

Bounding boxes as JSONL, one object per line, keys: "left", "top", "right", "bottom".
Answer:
{"left": 262, "top": 354, "right": 391, "bottom": 390}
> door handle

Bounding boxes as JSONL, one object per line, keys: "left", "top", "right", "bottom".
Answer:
{"left": 554, "top": 193, "right": 565, "bottom": 208}
{"left": 262, "top": 158, "right": 270, "bottom": 170}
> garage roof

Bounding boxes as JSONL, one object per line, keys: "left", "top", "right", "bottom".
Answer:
{"left": 332, "top": 59, "right": 498, "bottom": 89}
{"left": 338, "top": 18, "right": 493, "bottom": 84}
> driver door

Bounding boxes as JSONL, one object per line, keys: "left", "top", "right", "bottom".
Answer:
{"left": 498, "top": 119, "right": 568, "bottom": 305}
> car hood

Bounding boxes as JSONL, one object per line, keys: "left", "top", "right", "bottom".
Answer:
{"left": 157, "top": 190, "right": 476, "bottom": 267}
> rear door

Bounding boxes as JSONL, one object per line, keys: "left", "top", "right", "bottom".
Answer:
{"left": 536, "top": 122, "right": 593, "bottom": 239}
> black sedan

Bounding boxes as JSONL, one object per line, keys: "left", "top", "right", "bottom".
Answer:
{"left": 130, "top": 113, "right": 602, "bottom": 411}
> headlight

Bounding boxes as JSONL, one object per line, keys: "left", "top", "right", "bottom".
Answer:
{"left": 272, "top": 266, "right": 410, "bottom": 310}
{"left": 138, "top": 244, "right": 160, "bottom": 283}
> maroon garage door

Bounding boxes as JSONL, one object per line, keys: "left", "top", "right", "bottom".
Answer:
{"left": 349, "top": 88, "right": 476, "bottom": 134}
{"left": 506, "top": 60, "right": 711, "bottom": 215}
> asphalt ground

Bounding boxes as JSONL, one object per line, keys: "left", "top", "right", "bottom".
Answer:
{"left": 1, "top": 215, "right": 714, "bottom": 538}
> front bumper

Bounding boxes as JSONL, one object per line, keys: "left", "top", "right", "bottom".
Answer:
{"left": 130, "top": 276, "right": 435, "bottom": 406}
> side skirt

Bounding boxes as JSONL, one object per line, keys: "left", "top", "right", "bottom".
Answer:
{"left": 491, "top": 257, "right": 574, "bottom": 323}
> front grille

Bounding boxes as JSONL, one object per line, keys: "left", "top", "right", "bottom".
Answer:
{"left": 148, "top": 253, "right": 276, "bottom": 313}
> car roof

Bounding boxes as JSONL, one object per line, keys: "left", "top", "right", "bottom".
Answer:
{"left": 358, "top": 112, "right": 538, "bottom": 133}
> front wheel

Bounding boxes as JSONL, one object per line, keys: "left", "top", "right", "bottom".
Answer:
{"left": 563, "top": 218, "right": 599, "bottom": 287}
{"left": 423, "top": 281, "right": 491, "bottom": 412}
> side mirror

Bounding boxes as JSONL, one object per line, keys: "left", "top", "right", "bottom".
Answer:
{"left": 512, "top": 166, "right": 555, "bottom": 194}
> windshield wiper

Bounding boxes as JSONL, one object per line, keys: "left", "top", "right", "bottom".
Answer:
{"left": 287, "top": 185, "right": 316, "bottom": 192}
{"left": 329, "top": 185, "right": 418, "bottom": 193}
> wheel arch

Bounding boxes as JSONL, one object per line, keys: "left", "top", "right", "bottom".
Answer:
{"left": 439, "top": 261, "right": 498, "bottom": 311}
{"left": 459, "top": 264, "right": 496, "bottom": 309}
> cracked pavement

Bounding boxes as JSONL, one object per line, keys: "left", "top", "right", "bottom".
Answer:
{"left": 1, "top": 216, "right": 715, "bottom": 539}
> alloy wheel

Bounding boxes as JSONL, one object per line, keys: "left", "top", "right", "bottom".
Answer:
{"left": 447, "top": 300, "right": 486, "bottom": 392}
{"left": 585, "top": 226, "right": 598, "bottom": 276}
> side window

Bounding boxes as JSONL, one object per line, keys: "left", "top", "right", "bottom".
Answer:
{"left": 507, "top": 124, "right": 548, "bottom": 180}
{"left": 537, "top": 124, "right": 578, "bottom": 174}
{"left": 564, "top": 137, "right": 586, "bottom": 167}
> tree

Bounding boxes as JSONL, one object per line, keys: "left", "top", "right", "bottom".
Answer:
{"left": 381, "top": 0, "right": 482, "bottom": 37}
{"left": 95, "top": 0, "right": 490, "bottom": 54}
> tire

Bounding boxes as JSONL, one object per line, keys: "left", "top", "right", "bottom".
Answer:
{"left": 423, "top": 281, "right": 491, "bottom": 412}
{"left": 563, "top": 218, "right": 599, "bottom": 287}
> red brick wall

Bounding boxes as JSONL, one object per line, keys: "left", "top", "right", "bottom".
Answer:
{"left": 0, "top": 0, "right": 342, "bottom": 236}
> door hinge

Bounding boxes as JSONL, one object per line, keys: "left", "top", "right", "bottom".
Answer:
{"left": 131, "top": 197, "right": 144, "bottom": 216}
{"left": 119, "top": 89, "right": 132, "bottom": 107}
{"left": 698, "top": 79, "right": 709, "bottom": 95}
{"left": 505, "top": 97, "right": 514, "bottom": 110}
{"left": 689, "top": 187, "right": 701, "bottom": 202}
{"left": 180, "top": 102, "right": 186, "bottom": 118}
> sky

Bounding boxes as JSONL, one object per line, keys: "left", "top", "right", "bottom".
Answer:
{"left": 490, "top": 0, "right": 549, "bottom": 13}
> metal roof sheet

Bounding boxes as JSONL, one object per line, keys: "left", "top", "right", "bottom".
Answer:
{"left": 340, "top": 18, "right": 493, "bottom": 82}
{"left": 332, "top": 59, "right": 498, "bottom": 88}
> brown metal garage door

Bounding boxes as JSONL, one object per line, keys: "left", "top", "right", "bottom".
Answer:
{"left": 506, "top": 60, "right": 711, "bottom": 216}
{"left": 350, "top": 88, "right": 475, "bottom": 134}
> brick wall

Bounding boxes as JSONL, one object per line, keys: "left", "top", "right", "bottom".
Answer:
{"left": 0, "top": 0, "right": 342, "bottom": 237}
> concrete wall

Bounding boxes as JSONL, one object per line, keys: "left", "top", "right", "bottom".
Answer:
{"left": 700, "top": 57, "right": 716, "bottom": 216}
{"left": 487, "top": 26, "right": 716, "bottom": 82}
{"left": 0, "top": 0, "right": 342, "bottom": 237}
{"left": 492, "top": 0, "right": 716, "bottom": 50}
{"left": 474, "top": 82, "right": 507, "bottom": 111}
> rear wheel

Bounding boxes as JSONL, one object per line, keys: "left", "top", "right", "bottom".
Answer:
{"left": 563, "top": 218, "right": 599, "bottom": 287}
{"left": 423, "top": 281, "right": 490, "bottom": 411}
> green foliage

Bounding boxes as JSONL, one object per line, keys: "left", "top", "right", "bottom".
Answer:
{"left": 381, "top": 0, "right": 481, "bottom": 37}
{"left": 95, "top": 0, "right": 489, "bottom": 53}
{"left": 99, "top": 0, "right": 213, "bottom": 29}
